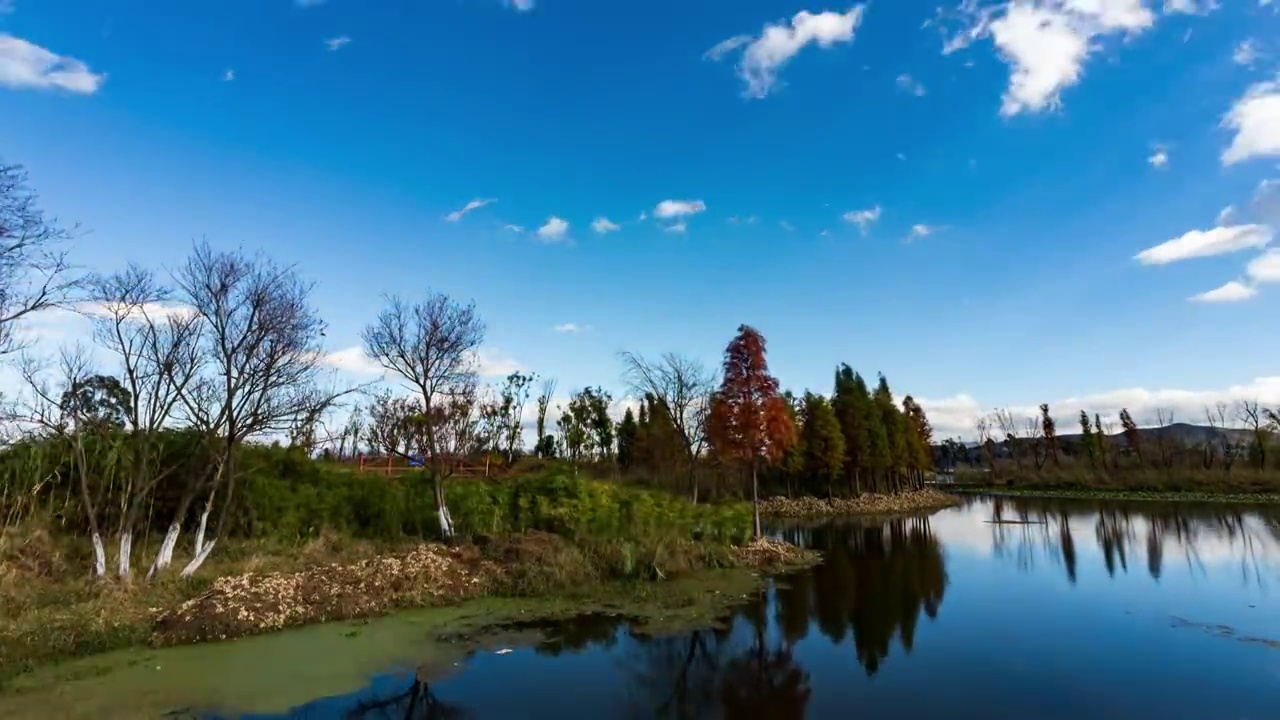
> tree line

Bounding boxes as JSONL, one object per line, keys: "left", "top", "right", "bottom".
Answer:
{"left": 0, "top": 158, "right": 939, "bottom": 581}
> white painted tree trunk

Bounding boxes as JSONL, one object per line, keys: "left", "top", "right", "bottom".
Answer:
{"left": 91, "top": 532, "right": 106, "bottom": 578}
{"left": 180, "top": 539, "right": 217, "bottom": 577}
{"left": 192, "top": 506, "right": 211, "bottom": 557}
{"left": 437, "top": 505, "right": 455, "bottom": 539}
{"left": 147, "top": 522, "right": 182, "bottom": 579}
{"left": 117, "top": 531, "right": 133, "bottom": 580}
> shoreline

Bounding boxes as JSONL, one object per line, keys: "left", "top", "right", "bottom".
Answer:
{"left": 946, "top": 486, "right": 1280, "bottom": 504}
{"left": 757, "top": 489, "right": 963, "bottom": 518}
{"left": 1, "top": 533, "right": 818, "bottom": 695}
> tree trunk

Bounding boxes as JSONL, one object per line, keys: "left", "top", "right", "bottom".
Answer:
{"left": 434, "top": 474, "right": 454, "bottom": 539}
{"left": 751, "top": 462, "right": 761, "bottom": 540}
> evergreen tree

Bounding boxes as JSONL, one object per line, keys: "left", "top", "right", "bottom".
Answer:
{"left": 874, "top": 374, "right": 909, "bottom": 492}
{"left": 1079, "top": 410, "right": 1095, "bottom": 469}
{"left": 800, "top": 392, "right": 845, "bottom": 499}
{"left": 861, "top": 373, "right": 891, "bottom": 492}
{"left": 1119, "top": 408, "right": 1142, "bottom": 464}
{"left": 902, "top": 395, "right": 933, "bottom": 487}
{"left": 617, "top": 407, "right": 638, "bottom": 472}
{"left": 833, "top": 364, "right": 870, "bottom": 495}
{"left": 1040, "top": 403, "right": 1060, "bottom": 467}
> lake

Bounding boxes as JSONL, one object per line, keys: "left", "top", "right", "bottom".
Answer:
{"left": 25, "top": 496, "right": 1280, "bottom": 718}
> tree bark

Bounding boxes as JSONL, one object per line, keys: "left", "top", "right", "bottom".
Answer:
{"left": 751, "top": 462, "right": 761, "bottom": 540}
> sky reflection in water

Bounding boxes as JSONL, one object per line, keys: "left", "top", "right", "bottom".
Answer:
{"left": 213, "top": 496, "right": 1280, "bottom": 720}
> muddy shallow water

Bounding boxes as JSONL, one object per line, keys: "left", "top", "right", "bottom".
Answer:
{"left": 7, "top": 495, "right": 1280, "bottom": 719}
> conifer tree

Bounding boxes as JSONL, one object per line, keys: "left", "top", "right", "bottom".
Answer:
{"left": 800, "top": 392, "right": 845, "bottom": 499}
{"left": 861, "top": 373, "right": 891, "bottom": 492}
{"left": 1079, "top": 410, "right": 1095, "bottom": 469}
{"left": 1119, "top": 408, "right": 1142, "bottom": 464}
{"left": 707, "top": 325, "right": 796, "bottom": 538}
{"left": 902, "top": 395, "right": 933, "bottom": 487}
{"left": 617, "top": 407, "right": 638, "bottom": 472}
{"left": 833, "top": 364, "right": 870, "bottom": 495}
{"left": 1040, "top": 403, "right": 1060, "bottom": 467}
{"left": 874, "top": 374, "right": 909, "bottom": 492}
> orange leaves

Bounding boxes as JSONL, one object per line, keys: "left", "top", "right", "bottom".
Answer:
{"left": 707, "top": 324, "right": 796, "bottom": 464}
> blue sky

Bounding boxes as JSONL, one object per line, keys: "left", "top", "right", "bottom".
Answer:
{"left": 2, "top": 0, "right": 1279, "bottom": 438}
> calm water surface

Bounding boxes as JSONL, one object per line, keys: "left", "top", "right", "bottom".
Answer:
{"left": 212, "top": 496, "right": 1280, "bottom": 719}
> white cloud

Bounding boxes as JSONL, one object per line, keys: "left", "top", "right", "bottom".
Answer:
{"left": 471, "top": 348, "right": 522, "bottom": 377}
{"left": 591, "top": 217, "right": 621, "bottom": 234}
{"left": 444, "top": 198, "right": 496, "bottom": 223}
{"left": 728, "top": 215, "right": 758, "bottom": 224}
{"left": 1163, "top": 0, "right": 1218, "bottom": 14}
{"left": 76, "top": 300, "right": 197, "bottom": 322}
{"left": 1216, "top": 205, "right": 1238, "bottom": 226}
{"left": 1253, "top": 178, "right": 1280, "bottom": 224}
{"left": 664, "top": 220, "right": 688, "bottom": 234}
{"left": 536, "top": 216, "right": 569, "bottom": 242}
{"left": 1134, "top": 224, "right": 1272, "bottom": 265}
{"left": 843, "top": 205, "right": 882, "bottom": 234}
{"left": 920, "top": 376, "right": 1280, "bottom": 440}
{"left": 321, "top": 345, "right": 521, "bottom": 380}
{"left": 1147, "top": 147, "right": 1169, "bottom": 168}
{"left": 295, "top": 0, "right": 327, "bottom": 7}
{"left": 324, "top": 36, "right": 352, "bottom": 52}
{"left": 906, "top": 223, "right": 941, "bottom": 242}
{"left": 1189, "top": 279, "right": 1257, "bottom": 303}
{"left": 1246, "top": 248, "right": 1280, "bottom": 283}
{"left": 552, "top": 323, "right": 592, "bottom": 333}
{"left": 0, "top": 33, "right": 106, "bottom": 94}
{"left": 1221, "top": 77, "right": 1280, "bottom": 166}
{"left": 653, "top": 199, "right": 706, "bottom": 219}
{"left": 320, "top": 346, "right": 385, "bottom": 377}
{"left": 222, "top": 69, "right": 235, "bottom": 82}
{"left": 706, "top": 7, "right": 866, "bottom": 99}
{"left": 1232, "top": 38, "right": 1260, "bottom": 67}
{"left": 779, "top": 220, "right": 796, "bottom": 232}
{"left": 941, "top": 1, "right": 1157, "bottom": 116}
{"left": 502, "top": 223, "right": 525, "bottom": 233}
{"left": 896, "top": 73, "right": 927, "bottom": 96}
{"left": 505, "top": 0, "right": 536, "bottom": 11}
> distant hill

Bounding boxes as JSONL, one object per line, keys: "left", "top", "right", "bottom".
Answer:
{"left": 945, "top": 422, "right": 1255, "bottom": 452}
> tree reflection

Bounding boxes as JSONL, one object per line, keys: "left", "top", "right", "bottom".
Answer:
{"left": 345, "top": 676, "right": 470, "bottom": 720}
{"left": 979, "top": 497, "right": 1280, "bottom": 588}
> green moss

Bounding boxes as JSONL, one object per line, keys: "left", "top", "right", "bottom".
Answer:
{"left": 0, "top": 570, "right": 769, "bottom": 720}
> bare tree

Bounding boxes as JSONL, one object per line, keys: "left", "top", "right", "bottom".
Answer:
{"left": 166, "top": 241, "right": 341, "bottom": 576}
{"left": 0, "top": 162, "right": 83, "bottom": 355}
{"left": 1238, "top": 400, "right": 1267, "bottom": 471}
{"left": 1154, "top": 408, "right": 1176, "bottom": 470}
{"left": 620, "top": 351, "right": 715, "bottom": 503}
{"left": 85, "top": 265, "right": 202, "bottom": 580}
{"left": 975, "top": 415, "right": 996, "bottom": 476}
{"left": 993, "top": 408, "right": 1022, "bottom": 473}
{"left": 1024, "top": 415, "right": 1046, "bottom": 471}
{"left": 13, "top": 346, "right": 107, "bottom": 576}
{"left": 361, "top": 291, "right": 485, "bottom": 538}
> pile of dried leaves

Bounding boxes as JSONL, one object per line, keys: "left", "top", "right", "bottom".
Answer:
{"left": 758, "top": 489, "right": 961, "bottom": 518}
{"left": 154, "top": 543, "right": 495, "bottom": 645}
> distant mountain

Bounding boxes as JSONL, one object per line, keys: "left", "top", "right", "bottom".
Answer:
{"left": 945, "top": 422, "right": 1255, "bottom": 452}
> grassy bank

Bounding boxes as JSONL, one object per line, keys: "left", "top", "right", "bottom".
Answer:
{"left": 947, "top": 466, "right": 1280, "bottom": 496}
{"left": 1, "top": 469, "right": 816, "bottom": 687}
{"left": 757, "top": 489, "right": 962, "bottom": 518}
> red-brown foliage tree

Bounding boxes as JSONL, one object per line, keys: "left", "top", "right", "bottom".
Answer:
{"left": 707, "top": 325, "right": 796, "bottom": 539}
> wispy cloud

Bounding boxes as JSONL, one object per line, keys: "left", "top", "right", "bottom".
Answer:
{"left": 0, "top": 34, "right": 106, "bottom": 94}
{"left": 444, "top": 198, "right": 496, "bottom": 223}
{"left": 1221, "top": 77, "right": 1280, "bottom": 166}
{"left": 504, "top": 0, "right": 536, "bottom": 11}
{"left": 665, "top": 220, "right": 688, "bottom": 234}
{"left": 1148, "top": 146, "right": 1169, "bottom": 169}
{"left": 1135, "top": 224, "right": 1272, "bottom": 265}
{"left": 843, "top": 205, "right": 881, "bottom": 234}
{"left": 591, "top": 217, "right": 621, "bottom": 234}
{"left": 552, "top": 323, "right": 592, "bottom": 333}
{"left": 653, "top": 199, "right": 706, "bottom": 219}
{"left": 222, "top": 68, "right": 235, "bottom": 82}
{"left": 1189, "top": 280, "right": 1257, "bottom": 303}
{"left": 1233, "top": 38, "right": 1261, "bottom": 67}
{"left": 906, "top": 224, "right": 941, "bottom": 242}
{"left": 779, "top": 220, "right": 796, "bottom": 232}
{"left": 536, "top": 216, "right": 569, "bottom": 242}
{"left": 705, "top": 7, "right": 866, "bottom": 99}
{"left": 324, "top": 36, "right": 352, "bottom": 52}
{"left": 295, "top": 0, "right": 327, "bottom": 7}
{"left": 895, "top": 73, "right": 926, "bottom": 96}
{"left": 501, "top": 223, "right": 525, "bottom": 233}
{"left": 1247, "top": 249, "right": 1280, "bottom": 283}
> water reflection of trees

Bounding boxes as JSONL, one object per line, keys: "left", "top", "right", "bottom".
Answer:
{"left": 982, "top": 497, "right": 1280, "bottom": 587}
{"left": 344, "top": 676, "right": 469, "bottom": 720}
{"left": 789, "top": 517, "right": 948, "bottom": 676}
{"left": 619, "top": 515, "right": 948, "bottom": 718}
